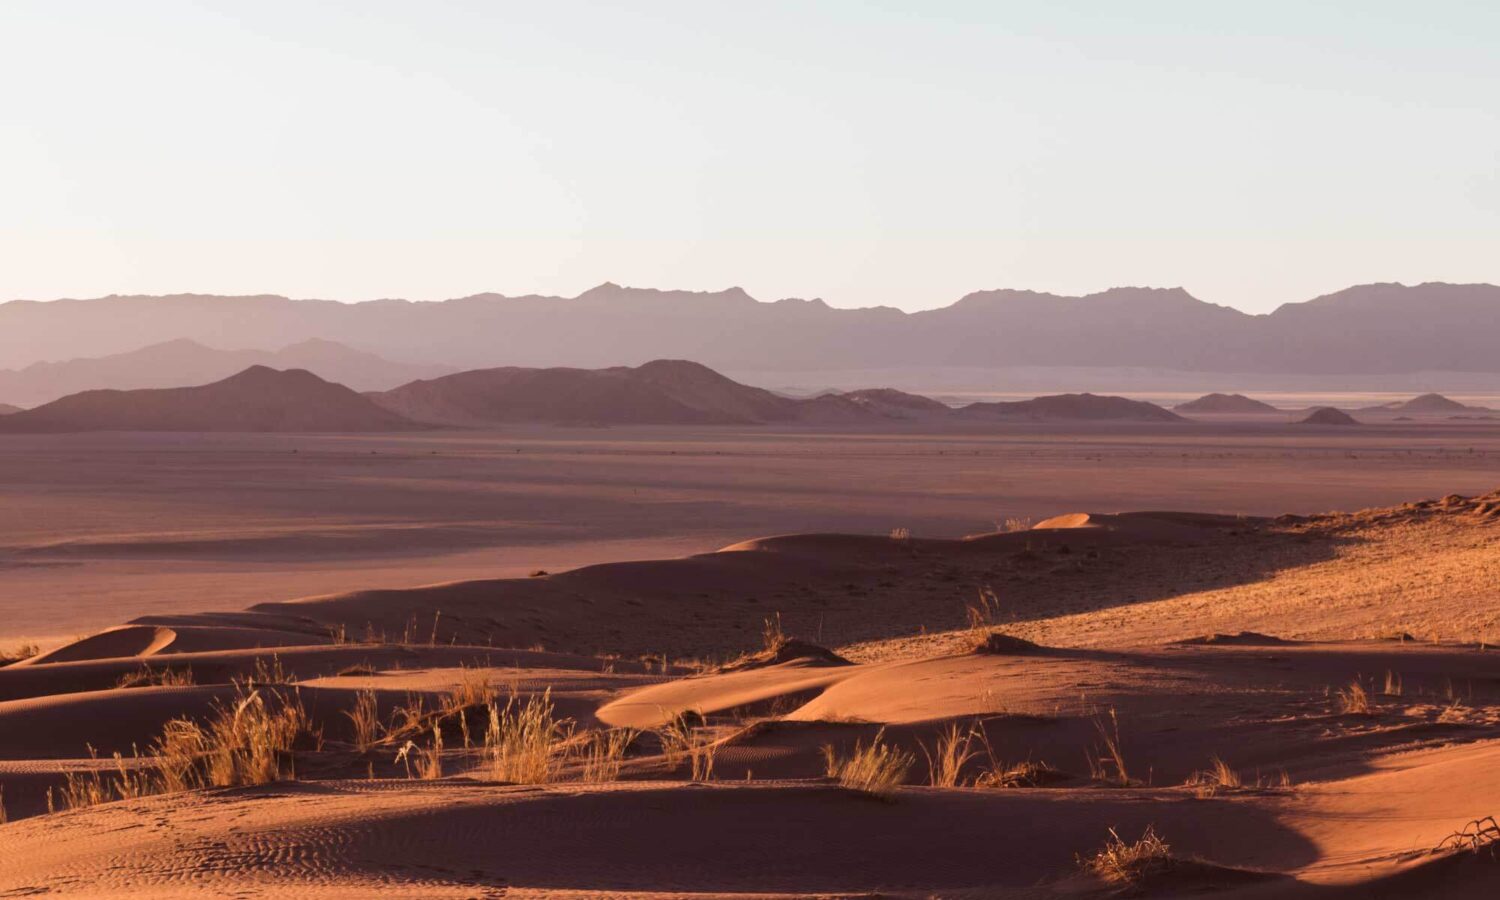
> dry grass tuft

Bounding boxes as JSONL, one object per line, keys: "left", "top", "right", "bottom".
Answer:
{"left": 657, "top": 714, "right": 718, "bottom": 782}
{"left": 761, "top": 613, "right": 787, "bottom": 654}
{"left": 0, "top": 641, "right": 39, "bottom": 667}
{"left": 115, "top": 666, "right": 195, "bottom": 689}
{"left": 1082, "top": 826, "right": 1175, "bottom": 886}
{"left": 345, "top": 689, "right": 381, "bottom": 752}
{"left": 154, "top": 686, "right": 313, "bottom": 790}
{"left": 965, "top": 585, "right": 1004, "bottom": 634}
{"left": 577, "top": 728, "right": 637, "bottom": 782}
{"left": 394, "top": 725, "right": 443, "bottom": 780}
{"left": 1184, "top": 755, "right": 1242, "bottom": 797}
{"left": 1383, "top": 670, "right": 1403, "bottom": 697}
{"left": 485, "top": 690, "right": 570, "bottom": 784}
{"left": 974, "top": 758, "right": 1066, "bottom": 789}
{"left": 822, "top": 729, "right": 913, "bottom": 799}
{"left": 1336, "top": 679, "right": 1372, "bottom": 715}
{"left": 921, "top": 722, "right": 980, "bottom": 787}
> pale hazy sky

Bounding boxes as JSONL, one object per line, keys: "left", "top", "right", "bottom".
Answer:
{"left": 2, "top": 1, "right": 1497, "bottom": 313}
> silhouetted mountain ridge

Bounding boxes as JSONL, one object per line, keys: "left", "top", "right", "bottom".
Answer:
{"left": 2, "top": 281, "right": 1496, "bottom": 374}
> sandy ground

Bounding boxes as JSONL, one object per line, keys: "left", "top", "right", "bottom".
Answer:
{"left": 4, "top": 420, "right": 1500, "bottom": 647}
{"left": 3, "top": 481, "right": 1500, "bottom": 895}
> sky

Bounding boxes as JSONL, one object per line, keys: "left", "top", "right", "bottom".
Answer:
{"left": 1, "top": 1, "right": 1497, "bottom": 314}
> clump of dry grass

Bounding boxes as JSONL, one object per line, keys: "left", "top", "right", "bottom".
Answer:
{"left": 965, "top": 585, "right": 1003, "bottom": 634}
{"left": 115, "top": 665, "right": 194, "bottom": 689}
{"left": 974, "top": 758, "right": 1065, "bottom": 789}
{"left": 1087, "top": 710, "right": 1132, "bottom": 786}
{"left": 245, "top": 655, "right": 292, "bottom": 688}
{"left": 394, "top": 725, "right": 443, "bottom": 780}
{"left": 154, "top": 686, "right": 313, "bottom": 790}
{"left": 1082, "top": 826, "right": 1175, "bottom": 886}
{"left": 345, "top": 689, "right": 381, "bottom": 752}
{"left": 0, "top": 641, "right": 39, "bottom": 667}
{"left": 921, "top": 722, "right": 980, "bottom": 787}
{"left": 1336, "top": 679, "right": 1372, "bottom": 715}
{"left": 49, "top": 685, "right": 314, "bottom": 813}
{"left": 657, "top": 713, "right": 718, "bottom": 782}
{"left": 578, "top": 728, "right": 637, "bottom": 782}
{"left": 761, "top": 613, "right": 787, "bottom": 654}
{"left": 1383, "top": 670, "right": 1403, "bottom": 697}
{"left": 485, "top": 690, "right": 570, "bottom": 784}
{"left": 337, "top": 663, "right": 376, "bottom": 677}
{"left": 889, "top": 526, "right": 911, "bottom": 543}
{"left": 822, "top": 729, "right": 913, "bottom": 799}
{"left": 1184, "top": 756, "right": 1242, "bottom": 798}
{"left": 1000, "top": 516, "right": 1032, "bottom": 533}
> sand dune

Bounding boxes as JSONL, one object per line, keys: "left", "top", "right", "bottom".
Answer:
{"left": 5, "top": 489, "right": 1500, "bottom": 895}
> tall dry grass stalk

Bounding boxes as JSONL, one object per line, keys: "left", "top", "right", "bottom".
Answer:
{"left": 822, "top": 729, "right": 913, "bottom": 799}
{"left": 1088, "top": 709, "right": 1131, "bottom": 786}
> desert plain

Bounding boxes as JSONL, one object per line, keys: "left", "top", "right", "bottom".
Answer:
{"left": 4, "top": 416, "right": 1500, "bottom": 897}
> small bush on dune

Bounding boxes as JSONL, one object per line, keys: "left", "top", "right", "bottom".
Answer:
{"left": 823, "top": 729, "right": 913, "bottom": 799}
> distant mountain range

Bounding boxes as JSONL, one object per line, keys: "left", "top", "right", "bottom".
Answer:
{"left": 0, "top": 367, "right": 422, "bottom": 433}
{"left": 0, "top": 338, "right": 454, "bottom": 408}
{"left": 3, "top": 282, "right": 1499, "bottom": 376}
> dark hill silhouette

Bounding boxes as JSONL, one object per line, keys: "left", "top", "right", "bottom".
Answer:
{"left": 0, "top": 338, "right": 454, "bottom": 408}
{"left": 0, "top": 367, "right": 423, "bottom": 433}
{"left": 1296, "top": 407, "right": 1360, "bottom": 426}
{"left": 3, "top": 281, "right": 1499, "bottom": 376}
{"left": 368, "top": 359, "right": 887, "bottom": 426}
{"left": 837, "top": 388, "right": 953, "bottom": 419}
{"left": 1175, "top": 393, "right": 1281, "bottom": 414}
{"left": 1361, "top": 393, "right": 1489, "bottom": 414}
{"left": 957, "top": 393, "right": 1184, "bottom": 422}
{"left": 0, "top": 403, "right": 20, "bottom": 415}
